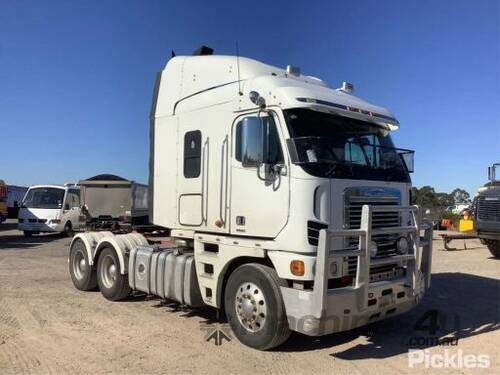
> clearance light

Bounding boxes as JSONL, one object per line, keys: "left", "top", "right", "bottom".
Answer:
{"left": 290, "top": 260, "right": 305, "bottom": 276}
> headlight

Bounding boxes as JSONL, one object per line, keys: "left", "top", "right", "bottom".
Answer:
{"left": 51, "top": 219, "right": 61, "bottom": 224}
{"left": 329, "top": 261, "right": 339, "bottom": 276}
{"left": 395, "top": 236, "right": 410, "bottom": 254}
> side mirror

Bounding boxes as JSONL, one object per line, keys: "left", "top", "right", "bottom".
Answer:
{"left": 64, "top": 203, "right": 70, "bottom": 210}
{"left": 241, "top": 117, "right": 264, "bottom": 167}
{"left": 398, "top": 151, "right": 414, "bottom": 173}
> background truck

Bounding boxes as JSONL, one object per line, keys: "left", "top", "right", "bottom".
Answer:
{"left": 78, "top": 174, "right": 149, "bottom": 231}
{"left": 7, "top": 184, "right": 28, "bottom": 218}
{"left": 69, "top": 47, "right": 432, "bottom": 350}
{"left": 0, "top": 180, "right": 7, "bottom": 223}
{"left": 474, "top": 163, "right": 500, "bottom": 257}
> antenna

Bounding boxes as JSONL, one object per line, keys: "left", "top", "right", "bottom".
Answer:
{"left": 236, "top": 42, "right": 242, "bottom": 96}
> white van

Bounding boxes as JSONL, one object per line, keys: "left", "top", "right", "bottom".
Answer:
{"left": 18, "top": 184, "right": 81, "bottom": 237}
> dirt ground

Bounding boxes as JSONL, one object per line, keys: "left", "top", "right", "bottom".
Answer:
{"left": 0, "top": 218, "right": 498, "bottom": 374}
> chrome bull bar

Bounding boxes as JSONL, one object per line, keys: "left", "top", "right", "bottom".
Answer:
{"left": 311, "top": 205, "right": 433, "bottom": 319}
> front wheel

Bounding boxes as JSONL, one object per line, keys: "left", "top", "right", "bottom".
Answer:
{"left": 63, "top": 221, "right": 73, "bottom": 237}
{"left": 224, "top": 263, "right": 291, "bottom": 350}
{"left": 486, "top": 240, "right": 500, "bottom": 258}
{"left": 96, "top": 247, "right": 131, "bottom": 301}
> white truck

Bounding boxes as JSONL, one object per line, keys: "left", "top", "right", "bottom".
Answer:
{"left": 69, "top": 47, "right": 433, "bottom": 350}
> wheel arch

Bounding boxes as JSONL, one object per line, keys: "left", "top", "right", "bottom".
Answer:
{"left": 216, "top": 256, "right": 273, "bottom": 310}
{"left": 69, "top": 231, "right": 114, "bottom": 267}
{"left": 94, "top": 233, "right": 149, "bottom": 275}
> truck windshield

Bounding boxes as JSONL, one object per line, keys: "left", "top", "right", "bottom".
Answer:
{"left": 23, "top": 188, "right": 65, "bottom": 209}
{"left": 284, "top": 108, "right": 413, "bottom": 182}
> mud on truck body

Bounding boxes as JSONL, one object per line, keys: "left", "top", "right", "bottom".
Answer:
{"left": 69, "top": 47, "right": 432, "bottom": 350}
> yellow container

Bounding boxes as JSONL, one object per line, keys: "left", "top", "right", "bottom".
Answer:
{"left": 459, "top": 219, "right": 474, "bottom": 232}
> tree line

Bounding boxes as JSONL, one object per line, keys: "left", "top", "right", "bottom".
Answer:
{"left": 410, "top": 186, "right": 471, "bottom": 210}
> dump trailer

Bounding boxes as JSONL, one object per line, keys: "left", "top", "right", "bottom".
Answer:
{"left": 0, "top": 180, "right": 7, "bottom": 223}
{"left": 7, "top": 184, "right": 28, "bottom": 218}
{"left": 78, "top": 174, "right": 149, "bottom": 230}
{"left": 69, "top": 47, "right": 433, "bottom": 350}
{"left": 474, "top": 163, "right": 500, "bottom": 257}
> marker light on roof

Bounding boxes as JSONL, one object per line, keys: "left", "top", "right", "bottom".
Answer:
{"left": 295, "top": 97, "right": 399, "bottom": 126}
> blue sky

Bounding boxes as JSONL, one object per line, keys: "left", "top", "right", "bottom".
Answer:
{"left": 1, "top": 0, "right": 498, "bottom": 195}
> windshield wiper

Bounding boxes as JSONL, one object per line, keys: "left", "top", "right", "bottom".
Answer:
{"left": 325, "top": 160, "right": 355, "bottom": 178}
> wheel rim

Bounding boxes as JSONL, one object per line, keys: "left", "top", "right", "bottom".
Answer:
{"left": 235, "top": 282, "right": 267, "bottom": 333}
{"left": 100, "top": 254, "right": 117, "bottom": 289}
{"left": 72, "top": 250, "right": 86, "bottom": 280}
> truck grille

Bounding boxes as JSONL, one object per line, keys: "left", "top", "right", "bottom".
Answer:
{"left": 344, "top": 188, "right": 401, "bottom": 278}
{"left": 477, "top": 196, "right": 500, "bottom": 222}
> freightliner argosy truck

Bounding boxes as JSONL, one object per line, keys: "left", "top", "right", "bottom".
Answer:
{"left": 69, "top": 47, "right": 433, "bottom": 350}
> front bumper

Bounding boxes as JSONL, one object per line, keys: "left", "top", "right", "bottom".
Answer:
{"left": 281, "top": 205, "right": 433, "bottom": 336}
{"left": 475, "top": 220, "right": 500, "bottom": 241}
{"left": 18, "top": 221, "right": 64, "bottom": 233}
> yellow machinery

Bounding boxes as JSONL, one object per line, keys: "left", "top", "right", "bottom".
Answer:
{"left": 458, "top": 219, "right": 474, "bottom": 232}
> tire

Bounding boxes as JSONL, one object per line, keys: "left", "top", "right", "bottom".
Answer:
{"left": 64, "top": 221, "right": 73, "bottom": 237}
{"left": 23, "top": 231, "right": 34, "bottom": 237}
{"left": 96, "top": 247, "right": 131, "bottom": 301}
{"left": 69, "top": 239, "right": 97, "bottom": 291}
{"left": 224, "top": 263, "right": 291, "bottom": 350}
{"left": 486, "top": 240, "right": 500, "bottom": 258}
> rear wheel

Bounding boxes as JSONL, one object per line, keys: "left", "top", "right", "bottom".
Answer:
{"left": 486, "top": 240, "right": 500, "bottom": 258}
{"left": 224, "top": 263, "right": 291, "bottom": 350}
{"left": 97, "top": 247, "right": 131, "bottom": 301}
{"left": 69, "top": 238, "right": 97, "bottom": 291}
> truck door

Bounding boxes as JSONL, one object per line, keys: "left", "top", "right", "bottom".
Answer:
{"left": 63, "top": 189, "right": 81, "bottom": 229}
{"left": 230, "top": 112, "right": 290, "bottom": 238}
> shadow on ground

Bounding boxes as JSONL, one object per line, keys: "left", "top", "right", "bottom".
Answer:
{"left": 277, "top": 272, "right": 499, "bottom": 357}
{"left": 143, "top": 272, "right": 499, "bottom": 356}
{"left": 0, "top": 231, "right": 66, "bottom": 249}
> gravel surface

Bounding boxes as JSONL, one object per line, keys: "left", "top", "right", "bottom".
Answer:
{"left": 0, "top": 219, "right": 498, "bottom": 374}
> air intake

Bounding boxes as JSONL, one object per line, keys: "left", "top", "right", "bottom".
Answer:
{"left": 193, "top": 46, "right": 214, "bottom": 56}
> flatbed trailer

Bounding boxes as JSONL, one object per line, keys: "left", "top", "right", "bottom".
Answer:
{"left": 439, "top": 232, "right": 477, "bottom": 251}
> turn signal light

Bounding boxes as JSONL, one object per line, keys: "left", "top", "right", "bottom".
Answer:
{"left": 290, "top": 260, "right": 305, "bottom": 276}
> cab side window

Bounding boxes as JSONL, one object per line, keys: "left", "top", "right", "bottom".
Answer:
{"left": 66, "top": 190, "right": 80, "bottom": 208}
{"left": 235, "top": 116, "right": 283, "bottom": 164}
{"left": 184, "top": 131, "right": 202, "bottom": 178}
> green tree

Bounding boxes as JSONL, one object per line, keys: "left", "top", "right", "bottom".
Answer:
{"left": 450, "top": 188, "right": 471, "bottom": 205}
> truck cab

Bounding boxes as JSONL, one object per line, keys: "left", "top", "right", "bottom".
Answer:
{"left": 18, "top": 184, "right": 81, "bottom": 236}
{"left": 70, "top": 49, "right": 432, "bottom": 350}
